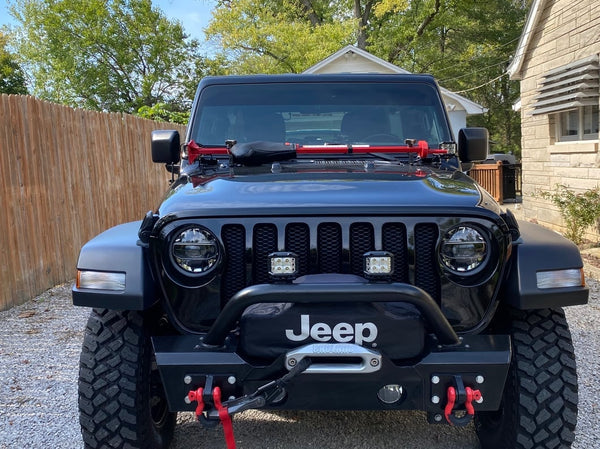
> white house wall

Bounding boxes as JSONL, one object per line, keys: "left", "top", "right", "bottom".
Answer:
{"left": 447, "top": 110, "right": 467, "bottom": 140}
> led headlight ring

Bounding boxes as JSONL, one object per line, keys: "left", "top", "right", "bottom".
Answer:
{"left": 170, "top": 226, "right": 221, "bottom": 275}
{"left": 439, "top": 225, "right": 489, "bottom": 275}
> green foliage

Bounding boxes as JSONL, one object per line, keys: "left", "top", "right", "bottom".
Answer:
{"left": 137, "top": 103, "right": 189, "bottom": 125}
{"left": 0, "top": 31, "right": 27, "bottom": 95}
{"left": 540, "top": 185, "right": 600, "bottom": 245}
{"left": 8, "top": 0, "right": 206, "bottom": 113}
{"left": 206, "top": 0, "right": 356, "bottom": 73}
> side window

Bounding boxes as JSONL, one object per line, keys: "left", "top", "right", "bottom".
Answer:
{"left": 555, "top": 105, "right": 599, "bottom": 142}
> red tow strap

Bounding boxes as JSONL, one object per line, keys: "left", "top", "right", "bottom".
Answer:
{"left": 187, "top": 386, "right": 236, "bottom": 449}
{"left": 213, "top": 387, "right": 236, "bottom": 449}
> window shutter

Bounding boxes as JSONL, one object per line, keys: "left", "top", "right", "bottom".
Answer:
{"left": 531, "top": 55, "right": 599, "bottom": 115}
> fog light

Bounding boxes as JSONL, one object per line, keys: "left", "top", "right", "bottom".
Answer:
{"left": 77, "top": 270, "right": 125, "bottom": 291}
{"left": 364, "top": 251, "right": 394, "bottom": 279}
{"left": 377, "top": 384, "right": 404, "bottom": 404}
{"left": 536, "top": 269, "right": 584, "bottom": 289}
{"left": 269, "top": 252, "right": 298, "bottom": 279}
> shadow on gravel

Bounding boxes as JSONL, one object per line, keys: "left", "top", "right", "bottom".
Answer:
{"left": 172, "top": 409, "right": 480, "bottom": 449}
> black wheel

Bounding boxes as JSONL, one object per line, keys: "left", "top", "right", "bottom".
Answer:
{"left": 475, "top": 308, "right": 578, "bottom": 449}
{"left": 78, "top": 308, "right": 176, "bottom": 449}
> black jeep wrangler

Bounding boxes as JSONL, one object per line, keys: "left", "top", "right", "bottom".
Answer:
{"left": 73, "top": 74, "right": 588, "bottom": 449}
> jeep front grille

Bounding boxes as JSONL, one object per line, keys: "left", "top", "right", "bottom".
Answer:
{"left": 220, "top": 219, "right": 441, "bottom": 305}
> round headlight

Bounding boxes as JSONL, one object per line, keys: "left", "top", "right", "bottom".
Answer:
{"left": 440, "top": 226, "right": 488, "bottom": 273}
{"left": 171, "top": 227, "right": 220, "bottom": 274}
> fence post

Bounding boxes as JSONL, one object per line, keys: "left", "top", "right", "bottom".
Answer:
{"left": 496, "top": 161, "right": 504, "bottom": 204}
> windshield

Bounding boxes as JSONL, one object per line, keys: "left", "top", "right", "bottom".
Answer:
{"left": 190, "top": 82, "right": 452, "bottom": 148}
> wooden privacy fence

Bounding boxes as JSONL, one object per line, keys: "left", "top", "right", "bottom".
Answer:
{"left": 0, "top": 94, "right": 185, "bottom": 311}
{"left": 469, "top": 161, "right": 521, "bottom": 204}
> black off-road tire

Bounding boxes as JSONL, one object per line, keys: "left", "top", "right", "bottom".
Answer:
{"left": 475, "top": 308, "right": 578, "bottom": 449}
{"left": 78, "top": 308, "right": 176, "bottom": 449}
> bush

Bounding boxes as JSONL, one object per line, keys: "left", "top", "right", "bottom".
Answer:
{"left": 540, "top": 185, "right": 600, "bottom": 245}
{"left": 137, "top": 103, "right": 189, "bottom": 125}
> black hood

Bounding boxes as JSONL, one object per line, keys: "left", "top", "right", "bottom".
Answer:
{"left": 158, "top": 165, "right": 499, "bottom": 218}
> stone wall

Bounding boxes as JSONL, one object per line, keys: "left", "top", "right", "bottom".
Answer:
{"left": 516, "top": 0, "right": 600, "bottom": 242}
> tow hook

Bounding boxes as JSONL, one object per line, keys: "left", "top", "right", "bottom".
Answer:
{"left": 443, "top": 376, "right": 482, "bottom": 426}
{"left": 187, "top": 358, "right": 312, "bottom": 449}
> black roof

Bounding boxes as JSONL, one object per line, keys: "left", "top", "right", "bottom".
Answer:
{"left": 197, "top": 73, "right": 439, "bottom": 88}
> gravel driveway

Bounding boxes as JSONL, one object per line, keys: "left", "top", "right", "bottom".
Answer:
{"left": 1, "top": 281, "right": 599, "bottom": 449}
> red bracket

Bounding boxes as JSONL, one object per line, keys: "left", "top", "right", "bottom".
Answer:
{"left": 464, "top": 386, "right": 482, "bottom": 415}
{"left": 444, "top": 385, "right": 482, "bottom": 426}
{"left": 187, "top": 387, "right": 205, "bottom": 418}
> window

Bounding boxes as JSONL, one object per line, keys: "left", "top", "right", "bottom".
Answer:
{"left": 556, "top": 105, "right": 599, "bottom": 142}
{"left": 192, "top": 82, "right": 452, "bottom": 147}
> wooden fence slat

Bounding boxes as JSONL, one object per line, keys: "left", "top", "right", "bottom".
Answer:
{"left": 0, "top": 94, "right": 184, "bottom": 310}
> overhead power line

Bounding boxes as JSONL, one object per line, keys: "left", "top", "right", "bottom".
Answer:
{"left": 439, "top": 59, "right": 511, "bottom": 83}
{"left": 451, "top": 72, "right": 508, "bottom": 94}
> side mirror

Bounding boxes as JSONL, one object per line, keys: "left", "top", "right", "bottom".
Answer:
{"left": 458, "top": 128, "right": 488, "bottom": 164}
{"left": 151, "top": 130, "right": 181, "bottom": 164}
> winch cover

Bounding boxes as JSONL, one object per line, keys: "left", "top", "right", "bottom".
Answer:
{"left": 239, "top": 302, "right": 426, "bottom": 360}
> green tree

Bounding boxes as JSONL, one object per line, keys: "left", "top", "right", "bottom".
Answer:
{"left": 0, "top": 31, "right": 28, "bottom": 95}
{"left": 9, "top": 0, "right": 206, "bottom": 114}
{"left": 206, "top": 0, "right": 356, "bottom": 73}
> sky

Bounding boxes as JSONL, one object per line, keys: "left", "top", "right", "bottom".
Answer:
{"left": 153, "top": 0, "right": 215, "bottom": 42}
{"left": 0, "top": 0, "right": 215, "bottom": 43}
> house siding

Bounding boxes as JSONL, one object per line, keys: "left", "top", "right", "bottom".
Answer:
{"left": 517, "top": 0, "right": 600, "bottom": 241}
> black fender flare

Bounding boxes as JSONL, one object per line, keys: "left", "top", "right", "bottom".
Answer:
{"left": 504, "top": 220, "right": 588, "bottom": 309}
{"left": 72, "top": 221, "right": 157, "bottom": 310}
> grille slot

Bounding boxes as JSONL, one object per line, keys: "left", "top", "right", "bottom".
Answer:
{"left": 414, "top": 223, "right": 441, "bottom": 303}
{"left": 221, "top": 224, "right": 247, "bottom": 302}
{"left": 350, "top": 222, "right": 374, "bottom": 276}
{"left": 253, "top": 224, "right": 277, "bottom": 284}
{"left": 317, "top": 223, "right": 342, "bottom": 273}
{"left": 285, "top": 223, "right": 310, "bottom": 277}
{"left": 382, "top": 223, "right": 409, "bottom": 283}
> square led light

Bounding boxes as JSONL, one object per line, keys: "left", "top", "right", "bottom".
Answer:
{"left": 77, "top": 270, "right": 126, "bottom": 291}
{"left": 440, "top": 142, "right": 457, "bottom": 154}
{"left": 268, "top": 252, "right": 299, "bottom": 279}
{"left": 364, "top": 251, "right": 394, "bottom": 278}
{"left": 536, "top": 269, "right": 584, "bottom": 289}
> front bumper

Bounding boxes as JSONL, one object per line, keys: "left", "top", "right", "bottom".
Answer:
{"left": 153, "top": 282, "right": 511, "bottom": 418}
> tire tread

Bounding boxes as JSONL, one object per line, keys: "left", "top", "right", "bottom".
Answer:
{"left": 78, "top": 308, "right": 175, "bottom": 449}
{"left": 476, "top": 308, "right": 578, "bottom": 449}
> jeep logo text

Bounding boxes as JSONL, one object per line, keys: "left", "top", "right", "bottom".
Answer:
{"left": 285, "top": 314, "right": 378, "bottom": 345}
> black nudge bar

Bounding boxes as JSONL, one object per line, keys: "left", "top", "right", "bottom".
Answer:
{"left": 202, "top": 283, "right": 459, "bottom": 347}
